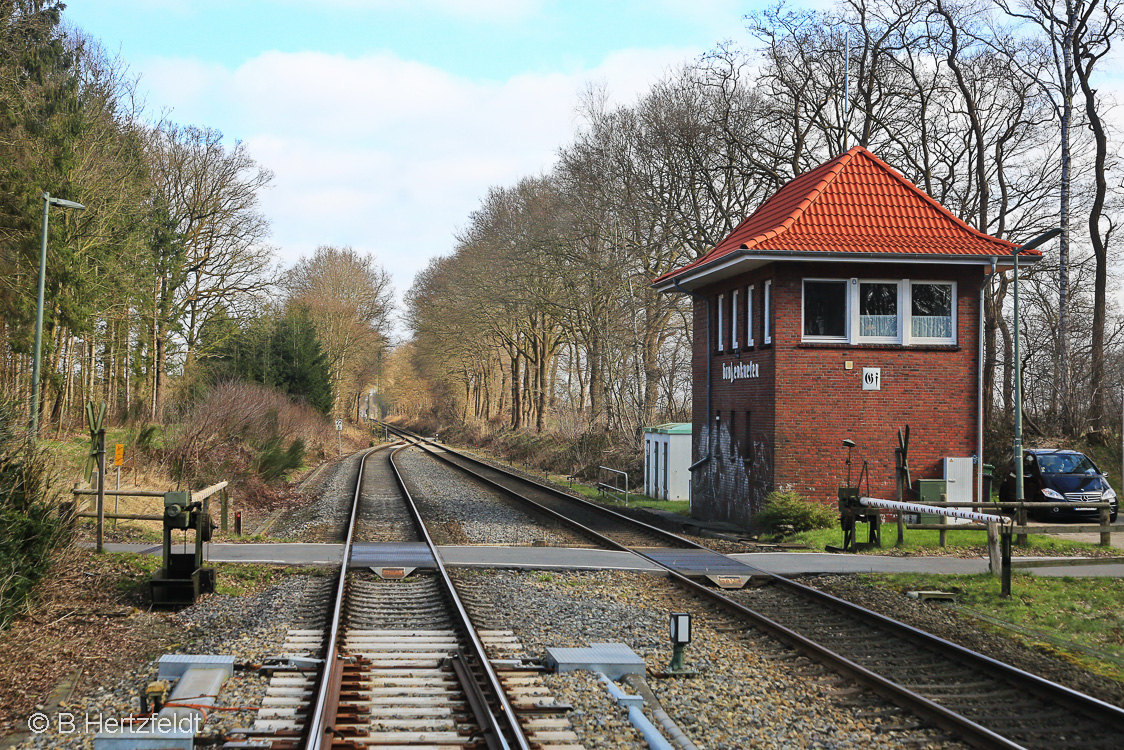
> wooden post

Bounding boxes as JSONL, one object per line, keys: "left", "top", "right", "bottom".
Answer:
{"left": 939, "top": 493, "right": 947, "bottom": 547}
{"left": 113, "top": 465, "right": 120, "bottom": 529}
{"left": 987, "top": 520, "right": 1001, "bottom": 576}
{"left": 220, "top": 488, "right": 229, "bottom": 534}
{"left": 1001, "top": 524, "right": 1012, "bottom": 597}
{"left": 1016, "top": 502, "right": 1027, "bottom": 546}
{"left": 895, "top": 456, "right": 905, "bottom": 547}
{"left": 96, "top": 429, "right": 106, "bottom": 554}
{"left": 1100, "top": 505, "right": 1111, "bottom": 547}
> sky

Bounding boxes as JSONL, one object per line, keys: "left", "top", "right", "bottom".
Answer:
{"left": 64, "top": 0, "right": 759, "bottom": 308}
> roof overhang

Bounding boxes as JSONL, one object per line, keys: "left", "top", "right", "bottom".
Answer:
{"left": 653, "top": 248, "right": 1037, "bottom": 293}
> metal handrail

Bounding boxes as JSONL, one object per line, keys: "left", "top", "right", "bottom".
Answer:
{"left": 598, "top": 465, "right": 629, "bottom": 505}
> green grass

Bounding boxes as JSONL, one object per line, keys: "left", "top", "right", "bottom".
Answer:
{"left": 44, "top": 427, "right": 141, "bottom": 480}
{"left": 552, "top": 475, "right": 690, "bottom": 515}
{"left": 212, "top": 564, "right": 328, "bottom": 596}
{"left": 863, "top": 572, "right": 1124, "bottom": 682}
{"left": 106, "top": 553, "right": 328, "bottom": 599}
{"left": 786, "top": 524, "right": 1109, "bottom": 555}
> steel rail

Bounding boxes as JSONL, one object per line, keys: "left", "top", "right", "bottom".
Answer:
{"left": 387, "top": 424, "right": 1124, "bottom": 750}
{"left": 388, "top": 426, "right": 697, "bottom": 550}
{"left": 387, "top": 443, "right": 532, "bottom": 750}
{"left": 304, "top": 446, "right": 379, "bottom": 750}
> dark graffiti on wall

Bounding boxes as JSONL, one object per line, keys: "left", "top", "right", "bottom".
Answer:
{"left": 693, "top": 420, "right": 774, "bottom": 530}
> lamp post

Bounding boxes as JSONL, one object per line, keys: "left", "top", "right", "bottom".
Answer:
{"left": 29, "top": 192, "right": 86, "bottom": 441}
{"left": 1011, "top": 228, "right": 1061, "bottom": 518}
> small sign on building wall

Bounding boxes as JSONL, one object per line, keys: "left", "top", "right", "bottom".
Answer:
{"left": 862, "top": 368, "right": 882, "bottom": 391}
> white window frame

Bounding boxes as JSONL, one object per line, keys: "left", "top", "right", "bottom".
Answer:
{"left": 763, "top": 280, "right": 773, "bottom": 344}
{"left": 801, "top": 278, "right": 849, "bottom": 343}
{"left": 731, "top": 289, "right": 739, "bottom": 349}
{"left": 746, "top": 285, "right": 755, "bottom": 347}
{"left": 800, "top": 276, "right": 958, "bottom": 346}
{"left": 717, "top": 293, "right": 725, "bottom": 352}
{"left": 854, "top": 278, "right": 903, "bottom": 345}
{"left": 908, "top": 281, "right": 957, "bottom": 344}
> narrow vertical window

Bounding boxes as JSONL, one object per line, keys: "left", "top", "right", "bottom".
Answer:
{"left": 746, "top": 285, "right": 755, "bottom": 346}
{"left": 763, "top": 280, "right": 773, "bottom": 344}
{"left": 732, "top": 289, "right": 739, "bottom": 349}
{"left": 717, "top": 293, "right": 725, "bottom": 352}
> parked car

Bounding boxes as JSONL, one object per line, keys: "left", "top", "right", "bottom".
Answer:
{"left": 998, "top": 449, "right": 1117, "bottom": 522}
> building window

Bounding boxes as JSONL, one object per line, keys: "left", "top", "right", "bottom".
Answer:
{"left": 858, "top": 281, "right": 900, "bottom": 342}
{"left": 911, "top": 282, "right": 955, "bottom": 342}
{"left": 801, "top": 277, "right": 956, "bottom": 345}
{"left": 731, "top": 289, "right": 739, "bottom": 349}
{"left": 717, "top": 293, "right": 724, "bottom": 352}
{"left": 803, "top": 279, "right": 847, "bottom": 340}
{"left": 763, "top": 280, "right": 773, "bottom": 344}
{"left": 746, "top": 285, "right": 755, "bottom": 347}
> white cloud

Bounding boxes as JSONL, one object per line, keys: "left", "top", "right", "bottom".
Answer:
{"left": 136, "top": 44, "right": 697, "bottom": 318}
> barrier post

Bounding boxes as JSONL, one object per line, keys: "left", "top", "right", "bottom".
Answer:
{"left": 221, "top": 488, "right": 229, "bottom": 534}
{"left": 96, "top": 429, "right": 105, "bottom": 554}
{"left": 1016, "top": 502, "right": 1028, "bottom": 547}
{"left": 1100, "top": 505, "right": 1111, "bottom": 547}
{"left": 1001, "top": 524, "right": 1012, "bottom": 597}
{"left": 895, "top": 467, "right": 905, "bottom": 547}
{"left": 938, "top": 493, "right": 947, "bottom": 547}
{"left": 987, "top": 520, "right": 1001, "bottom": 577}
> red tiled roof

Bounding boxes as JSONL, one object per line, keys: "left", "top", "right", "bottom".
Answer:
{"left": 654, "top": 146, "right": 1029, "bottom": 286}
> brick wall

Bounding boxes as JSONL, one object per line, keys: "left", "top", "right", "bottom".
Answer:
{"left": 690, "top": 260, "right": 984, "bottom": 529}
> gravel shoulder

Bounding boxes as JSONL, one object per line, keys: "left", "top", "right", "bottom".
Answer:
{"left": 802, "top": 574, "right": 1124, "bottom": 709}
{"left": 457, "top": 568, "right": 967, "bottom": 750}
{"left": 5, "top": 570, "right": 331, "bottom": 749}
{"left": 397, "top": 447, "right": 590, "bottom": 547}
{"left": 269, "top": 449, "right": 367, "bottom": 540}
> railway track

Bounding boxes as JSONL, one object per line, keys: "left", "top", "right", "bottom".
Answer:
{"left": 234, "top": 444, "right": 582, "bottom": 750}
{"left": 385, "top": 424, "right": 1124, "bottom": 750}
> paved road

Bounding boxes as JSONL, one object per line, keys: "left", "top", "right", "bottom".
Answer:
{"left": 89, "top": 542, "right": 1124, "bottom": 577}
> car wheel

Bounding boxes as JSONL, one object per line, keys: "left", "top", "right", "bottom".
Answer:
{"left": 1111, "top": 508, "right": 1118, "bottom": 523}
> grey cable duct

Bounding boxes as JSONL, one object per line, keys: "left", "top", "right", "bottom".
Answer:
{"left": 623, "top": 674, "right": 701, "bottom": 750}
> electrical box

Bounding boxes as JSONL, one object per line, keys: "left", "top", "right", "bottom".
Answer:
{"left": 915, "top": 479, "right": 947, "bottom": 524}
{"left": 943, "top": 457, "right": 975, "bottom": 524}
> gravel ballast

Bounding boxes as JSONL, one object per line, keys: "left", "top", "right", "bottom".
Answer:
{"left": 272, "top": 450, "right": 367, "bottom": 540}
{"left": 456, "top": 569, "right": 966, "bottom": 750}
{"left": 397, "top": 447, "right": 589, "bottom": 546}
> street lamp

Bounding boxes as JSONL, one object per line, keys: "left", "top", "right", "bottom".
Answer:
{"left": 29, "top": 192, "right": 86, "bottom": 441}
{"left": 1011, "top": 228, "right": 1061, "bottom": 510}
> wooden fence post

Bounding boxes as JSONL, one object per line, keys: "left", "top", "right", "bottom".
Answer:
{"left": 1016, "top": 502, "right": 1027, "bottom": 547}
{"left": 96, "top": 429, "right": 105, "bottom": 554}
{"left": 220, "top": 488, "right": 229, "bottom": 534}
{"left": 1101, "top": 506, "right": 1111, "bottom": 547}
{"left": 987, "top": 520, "right": 1001, "bottom": 576}
{"left": 938, "top": 494, "right": 947, "bottom": 547}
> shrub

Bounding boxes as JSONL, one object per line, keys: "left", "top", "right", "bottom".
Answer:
{"left": 0, "top": 400, "right": 71, "bottom": 630}
{"left": 755, "top": 490, "right": 837, "bottom": 536}
{"left": 257, "top": 435, "right": 306, "bottom": 482}
{"left": 166, "top": 382, "right": 335, "bottom": 495}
